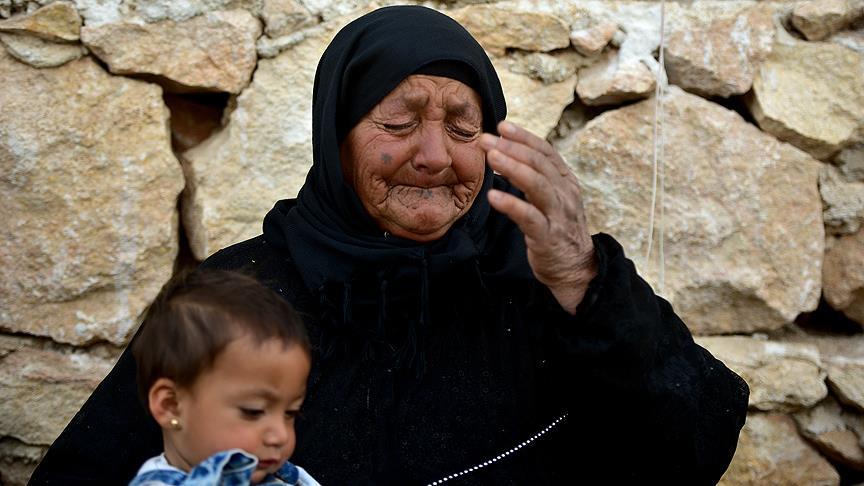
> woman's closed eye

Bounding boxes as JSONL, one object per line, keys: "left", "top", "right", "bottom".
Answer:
{"left": 381, "top": 121, "right": 416, "bottom": 133}
{"left": 447, "top": 124, "right": 479, "bottom": 141}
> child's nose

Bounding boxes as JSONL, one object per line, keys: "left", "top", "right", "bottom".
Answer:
{"left": 263, "top": 420, "right": 291, "bottom": 446}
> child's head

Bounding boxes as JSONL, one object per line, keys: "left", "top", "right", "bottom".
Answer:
{"left": 132, "top": 269, "right": 311, "bottom": 483}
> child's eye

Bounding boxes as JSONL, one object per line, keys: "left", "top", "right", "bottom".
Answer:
{"left": 285, "top": 410, "right": 302, "bottom": 421}
{"left": 239, "top": 407, "right": 264, "bottom": 419}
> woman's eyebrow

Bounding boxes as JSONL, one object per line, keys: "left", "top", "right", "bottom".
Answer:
{"left": 399, "top": 91, "right": 430, "bottom": 111}
{"left": 446, "top": 101, "right": 480, "bottom": 121}
{"left": 376, "top": 92, "right": 427, "bottom": 118}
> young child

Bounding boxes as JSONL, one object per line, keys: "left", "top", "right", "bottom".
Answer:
{"left": 129, "top": 269, "right": 320, "bottom": 486}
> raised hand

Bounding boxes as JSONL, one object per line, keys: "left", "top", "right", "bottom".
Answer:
{"left": 479, "top": 120, "right": 598, "bottom": 314}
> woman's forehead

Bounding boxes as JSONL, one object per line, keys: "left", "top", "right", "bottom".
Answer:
{"left": 378, "top": 75, "right": 482, "bottom": 116}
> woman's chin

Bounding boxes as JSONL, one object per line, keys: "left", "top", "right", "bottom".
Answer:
{"left": 385, "top": 210, "right": 460, "bottom": 242}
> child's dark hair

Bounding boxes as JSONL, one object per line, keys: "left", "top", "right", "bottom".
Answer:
{"left": 132, "top": 269, "right": 310, "bottom": 404}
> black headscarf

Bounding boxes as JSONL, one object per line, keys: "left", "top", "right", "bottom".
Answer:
{"left": 263, "top": 5, "right": 525, "bottom": 293}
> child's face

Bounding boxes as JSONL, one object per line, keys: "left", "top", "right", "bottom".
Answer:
{"left": 167, "top": 335, "right": 310, "bottom": 484}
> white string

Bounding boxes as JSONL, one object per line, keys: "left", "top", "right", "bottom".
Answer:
{"left": 644, "top": 0, "right": 666, "bottom": 293}
{"left": 658, "top": 84, "right": 665, "bottom": 293}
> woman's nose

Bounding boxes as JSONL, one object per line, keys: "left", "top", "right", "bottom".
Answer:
{"left": 411, "top": 123, "right": 452, "bottom": 173}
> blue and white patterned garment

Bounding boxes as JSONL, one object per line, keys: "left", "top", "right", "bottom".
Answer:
{"left": 128, "top": 449, "right": 321, "bottom": 486}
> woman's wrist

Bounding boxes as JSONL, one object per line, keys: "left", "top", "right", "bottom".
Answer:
{"left": 546, "top": 248, "right": 599, "bottom": 314}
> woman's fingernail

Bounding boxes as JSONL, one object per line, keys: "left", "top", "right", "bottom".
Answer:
{"left": 500, "top": 121, "right": 515, "bottom": 134}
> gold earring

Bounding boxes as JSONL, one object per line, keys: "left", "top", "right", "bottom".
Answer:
{"left": 169, "top": 418, "right": 182, "bottom": 430}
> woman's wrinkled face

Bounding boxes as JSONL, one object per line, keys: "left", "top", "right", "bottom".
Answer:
{"left": 340, "top": 75, "right": 485, "bottom": 242}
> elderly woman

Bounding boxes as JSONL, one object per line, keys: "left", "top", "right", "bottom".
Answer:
{"left": 32, "top": 6, "right": 747, "bottom": 485}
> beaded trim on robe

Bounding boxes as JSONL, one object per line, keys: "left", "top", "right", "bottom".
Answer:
{"left": 427, "top": 413, "right": 569, "bottom": 485}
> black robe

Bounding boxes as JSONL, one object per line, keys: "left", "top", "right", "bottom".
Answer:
{"left": 30, "top": 198, "right": 748, "bottom": 484}
{"left": 30, "top": 6, "right": 748, "bottom": 485}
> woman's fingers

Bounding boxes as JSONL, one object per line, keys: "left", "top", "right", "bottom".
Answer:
{"left": 485, "top": 146, "right": 558, "bottom": 210}
{"left": 487, "top": 189, "right": 548, "bottom": 240}
{"left": 479, "top": 129, "right": 559, "bottom": 182}
{"left": 496, "top": 121, "right": 572, "bottom": 177}
{"left": 481, "top": 120, "right": 597, "bottom": 313}
{"left": 496, "top": 120, "right": 554, "bottom": 156}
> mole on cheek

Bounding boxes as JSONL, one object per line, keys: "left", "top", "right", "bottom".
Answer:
{"left": 380, "top": 153, "right": 392, "bottom": 165}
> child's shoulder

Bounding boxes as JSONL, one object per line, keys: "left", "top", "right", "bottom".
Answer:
{"left": 128, "top": 454, "right": 186, "bottom": 486}
{"left": 130, "top": 450, "right": 321, "bottom": 486}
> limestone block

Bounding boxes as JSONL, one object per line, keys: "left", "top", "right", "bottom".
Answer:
{"left": 135, "top": 0, "right": 265, "bottom": 23}
{"left": 0, "top": 31, "right": 85, "bottom": 67}
{"left": 0, "top": 334, "right": 36, "bottom": 358}
{"left": 823, "top": 228, "right": 864, "bottom": 326}
{"left": 562, "top": 0, "right": 667, "bottom": 63}
{"left": 747, "top": 36, "right": 864, "bottom": 160}
{"left": 786, "top": 336, "right": 864, "bottom": 415}
{"left": 448, "top": 5, "right": 570, "bottom": 55}
{"left": 576, "top": 48, "right": 654, "bottom": 106}
{"left": 72, "top": 0, "right": 265, "bottom": 25}
{"left": 792, "top": 0, "right": 862, "bottom": 41}
{"left": 557, "top": 86, "right": 824, "bottom": 334}
{"left": 493, "top": 57, "right": 577, "bottom": 139}
{"left": 261, "top": 0, "right": 315, "bottom": 38}
{"left": 664, "top": 4, "right": 774, "bottom": 97}
{"left": 0, "top": 1, "right": 80, "bottom": 42}
{"left": 548, "top": 0, "right": 675, "bottom": 116}
{"left": 182, "top": 17, "right": 345, "bottom": 259}
{"left": 836, "top": 144, "right": 864, "bottom": 181}
{"left": 255, "top": 1, "right": 370, "bottom": 60}
{"left": 829, "top": 26, "right": 864, "bottom": 55}
{"left": 719, "top": 413, "right": 840, "bottom": 485}
{"left": 697, "top": 337, "right": 827, "bottom": 411}
{"left": 567, "top": 0, "right": 666, "bottom": 106}
{"left": 829, "top": 363, "right": 864, "bottom": 412}
{"left": 81, "top": 9, "right": 261, "bottom": 93}
{"left": 0, "top": 438, "right": 43, "bottom": 486}
{"left": 499, "top": 50, "right": 584, "bottom": 84}
{"left": 0, "top": 346, "right": 112, "bottom": 445}
{"left": 0, "top": 52, "right": 184, "bottom": 345}
{"left": 795, "top": 396, "right": 864, "bottom": 470}
{"left": 59, "top": 0, "right": 120, "bottom": 25}
{"left": 821, "top": 163, "right": 864, "bottom": 235}
{"left": 781, "top": 334, "right": 864, "bottom": 365}
{"left": 297, "top": 0, "right": 374, "bottom": 22}
{"left": 257, "top": 22, "right": 325, "bottom": 59}
{"left": 569, "top": 21, "right": 616, "bottom": 57}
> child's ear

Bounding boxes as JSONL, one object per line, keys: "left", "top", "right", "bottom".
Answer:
{"left": 149, "top": 378, "right": 182, "bottom": 429}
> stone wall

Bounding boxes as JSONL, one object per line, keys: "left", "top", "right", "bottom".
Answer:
{"left": 1, "top": 0, "right": 863, "bottom": 483}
